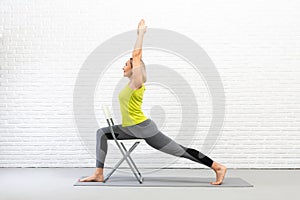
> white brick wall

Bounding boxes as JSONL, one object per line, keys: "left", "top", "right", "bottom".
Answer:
{"left": 0, "top": 0, "right": 299, "bottom": 168}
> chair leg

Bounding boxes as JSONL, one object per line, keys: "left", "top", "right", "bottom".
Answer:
{"left": 120, "top": 142, "right": 143, "bottom": 184}
{"left": 104, "top": 142, "right": 142, "bottom": 183}
{"left": 120, "top": 142, "right": 143, "bottom": 180}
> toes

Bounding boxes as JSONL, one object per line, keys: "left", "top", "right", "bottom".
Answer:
{"left": 79, "top": 177, "right": 92, "bottom": 182}
{"left": 210, "top": 181, "right": 222, "bottom": 185}
{"left": 78, "top": 176, "right": 104, "bottom": 182}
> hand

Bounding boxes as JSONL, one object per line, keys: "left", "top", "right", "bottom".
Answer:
{"left": 137, "top": 19, "right": 147, "bottom": 35}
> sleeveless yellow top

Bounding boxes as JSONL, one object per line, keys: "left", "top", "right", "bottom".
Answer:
{"left": 118, "top": 83, "right": 148, "bottom": 127}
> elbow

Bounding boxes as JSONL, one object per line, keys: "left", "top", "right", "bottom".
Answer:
{"left": 132, "top": 49, "right": 142, "bottom": 59}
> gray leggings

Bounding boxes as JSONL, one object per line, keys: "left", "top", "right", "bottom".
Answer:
{"left": 96, "top": 119, "right": 213, "bottom": 168}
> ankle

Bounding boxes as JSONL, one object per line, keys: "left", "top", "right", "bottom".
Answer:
{"left": 94, "top": 168, "right": 104, "bottom": 176}
{"left": 211, "top": 162, "right": 221, "bottom": 171}
{"left": 94, "top": 173, "right": 104, "bottom": 177}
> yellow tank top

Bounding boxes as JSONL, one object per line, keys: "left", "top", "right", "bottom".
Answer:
{"left": 118, "top": 83, "right": 148, "bottom": 127}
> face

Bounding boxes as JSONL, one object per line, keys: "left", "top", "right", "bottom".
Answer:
{"left": 122, "top": 59, "right": 132, "bottom": 78}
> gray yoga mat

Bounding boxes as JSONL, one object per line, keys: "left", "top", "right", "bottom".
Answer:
{"left": 74, "top": 176, "right": 253, "bottom": 187}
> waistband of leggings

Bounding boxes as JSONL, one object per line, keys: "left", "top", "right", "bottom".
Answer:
{"left": 135, "top": 118, "right": 152, "bottom": 126}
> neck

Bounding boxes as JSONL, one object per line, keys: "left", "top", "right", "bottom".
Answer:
{"left": 128, "top": 76, "right": 133, "bottom": 82}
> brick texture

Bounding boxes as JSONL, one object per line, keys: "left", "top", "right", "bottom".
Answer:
{"left": 0, "top": 0, "right": 299, "bottom": 168}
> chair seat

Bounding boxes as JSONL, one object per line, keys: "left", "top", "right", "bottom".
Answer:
{"left": 119, "top": 139, "right": 143, "bottom": 142}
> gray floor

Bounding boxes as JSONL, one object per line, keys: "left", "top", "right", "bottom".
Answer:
{"left": 0, "top": 168, "right": 299, "bottom": 200}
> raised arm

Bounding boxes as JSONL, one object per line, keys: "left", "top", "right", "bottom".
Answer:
{"left": 131, "top": 19, "right": 147, "bottom": 88}
{"left": 132, "top": 19, "right": 147, "bottom": 61}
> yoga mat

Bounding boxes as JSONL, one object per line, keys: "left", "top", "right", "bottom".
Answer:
{"left": 74, "top": 176, "right": 253, "bottom": 187}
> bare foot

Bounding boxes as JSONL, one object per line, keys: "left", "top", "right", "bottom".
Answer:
{"left": 79, "top": 174, "right": 104, "bottom": 182}
{"left": 210, "top": 162, "right": 227, "bottom": 185}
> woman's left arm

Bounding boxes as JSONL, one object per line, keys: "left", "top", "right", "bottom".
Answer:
{"left": 131, "top": 19, "right": 147, "bottom": 88}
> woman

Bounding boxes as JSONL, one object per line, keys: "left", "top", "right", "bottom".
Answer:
{"left": 80, "top": 19, "right": 227, "bottom": 185}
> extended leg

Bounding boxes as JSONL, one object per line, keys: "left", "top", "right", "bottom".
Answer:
{"left": 143, "top": 130, "right": 227, "bottom": 184}
{"left": 144, "top": 130, "right": 214, "bottom": 167}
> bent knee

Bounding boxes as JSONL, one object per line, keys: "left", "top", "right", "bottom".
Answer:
{"left": 96, "top": 127, "right": 109, "bottom": 137}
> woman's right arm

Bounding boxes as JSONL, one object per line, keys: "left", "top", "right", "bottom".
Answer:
{"left": 131, "top": 19, "right": 147, "bottom": 88}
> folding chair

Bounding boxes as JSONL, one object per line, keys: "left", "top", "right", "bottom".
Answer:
{"left": 102, "top": 105, "right": 144, "bottom": 184}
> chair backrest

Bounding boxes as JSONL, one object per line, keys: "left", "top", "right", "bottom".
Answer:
{"left": 102, "top": 105, "right": 111, "bottom": 119}
{"left": 102, "top": 105, "right": 115, "bottom": 125}
{"left": 102, "top": 105, "right": 118, "bottom": 141}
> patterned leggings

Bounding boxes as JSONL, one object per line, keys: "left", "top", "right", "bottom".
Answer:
{"left": 96, "top": 118, "right": 214, "bottom": 168}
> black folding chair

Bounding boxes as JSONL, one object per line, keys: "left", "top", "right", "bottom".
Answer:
{"left": 102, "top": 105, "right": 143, "bottom": 184}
